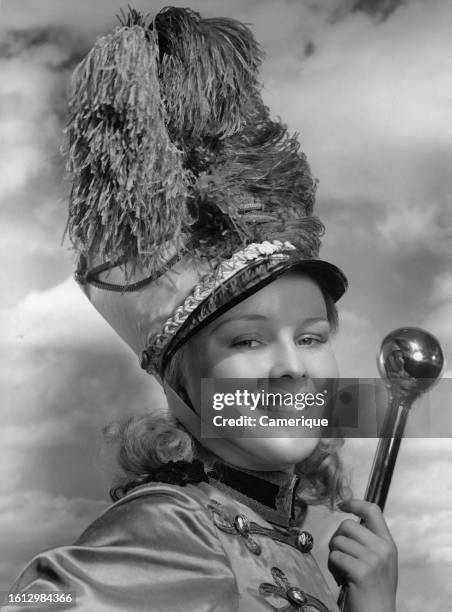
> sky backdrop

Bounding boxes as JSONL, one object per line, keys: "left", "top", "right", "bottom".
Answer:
{"left": 1, "top": 1, "right": 452, "bottom": 610}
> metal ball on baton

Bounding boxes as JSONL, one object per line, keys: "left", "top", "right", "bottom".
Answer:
{"left": 337, "top": 327, "right": 444, "bottom": 611}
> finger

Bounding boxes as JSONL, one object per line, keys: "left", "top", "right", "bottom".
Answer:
{"left": 333, "top": 518, "right": 384, "bottom": 549}
{"left": 328, "top": 549, "right": 367, "bottom": 585}
{"left": 328, "top": 534, "right": 367, "bottom": 561}
{"left": 339, "top": 498, "right": 394, "bottom": 541}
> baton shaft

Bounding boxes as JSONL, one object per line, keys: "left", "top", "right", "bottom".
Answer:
{"left": 337, "top": 400, "right": 410, "bottom": 611}
{"left": 365, "top": 402, "right": 410, "bottom": 510}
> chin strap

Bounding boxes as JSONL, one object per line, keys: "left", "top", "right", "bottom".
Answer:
{"left": 163, "top": 381, "right": 203, "bottom": 439}
{"left": 163, "top": 381, "right": 253, "bottom": 467}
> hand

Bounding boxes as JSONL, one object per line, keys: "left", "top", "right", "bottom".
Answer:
{"left": 328, "top": 499, "right": 398, "bottom": 612}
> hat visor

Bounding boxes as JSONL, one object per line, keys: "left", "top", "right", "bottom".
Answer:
{"left": 206, "top": 256, "right": 348, "bottom": 319}
{"left": 285, "top": 258, "right": 348, "bottom": 303}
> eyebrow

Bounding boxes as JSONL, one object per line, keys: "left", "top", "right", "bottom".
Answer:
{"left": 209, "top": 315, "right": 329, "bottom": 335}
{"left": 209, "top": 314, "right": 266, "bottom": 335}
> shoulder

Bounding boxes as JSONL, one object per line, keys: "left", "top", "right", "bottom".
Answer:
{"left": 76, "top": 481, "right": 217, "bottom": 547}
{"left": 8, "top": 483, "right": 239, "bottom": 612}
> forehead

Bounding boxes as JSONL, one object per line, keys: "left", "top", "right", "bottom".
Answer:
{"left": 209, "top": 272, "right": 327, "bottom": 327}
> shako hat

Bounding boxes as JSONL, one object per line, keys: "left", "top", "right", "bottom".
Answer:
{"left": 63, "top": 6, "right": 348, "bottom": 383}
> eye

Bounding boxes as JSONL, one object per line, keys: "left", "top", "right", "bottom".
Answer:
{"left": 231, "top": 338, "right": 263, "bottom": 349}
{"left": 297, "top": 335, "right": 327, "bottom": 346}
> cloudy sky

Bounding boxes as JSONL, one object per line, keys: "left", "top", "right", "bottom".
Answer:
{"left": 1, "top": 0, "right": 451, "bottom": 610}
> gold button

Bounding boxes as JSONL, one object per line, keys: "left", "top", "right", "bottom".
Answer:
{"left": 234, "top": 514, "right": 250, "bottom": 535}
{"left": 297, "top": 530, "right": 314, "bottom": 553}
{"left": 286, "top": 586, "right": 307, "bottom": 607}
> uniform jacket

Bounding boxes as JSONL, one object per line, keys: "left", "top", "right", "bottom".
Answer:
{"left": 5, "top": 462, "right": 340, "bottom": 612}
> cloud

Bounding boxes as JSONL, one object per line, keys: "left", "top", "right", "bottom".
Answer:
{"left": 0, "top": 0, "right": 261, "bottom": 35}
{"left": 1, "top": 0, "right": 116, "bottom": 33}
{"left": 388, "top": 454, "right": 452, "bottom": 512}
{"left": 377, "top": 199, "right": 452, "bottom": 257}
{"left": 0, "top": 278, "right": 165, "bottom": 506}
{"left": 0, "top": 491, "right": 107, "bottom": 588}
{"left": 0, "top": 43, "right": 71, "bottom": 304}
{"left": 0, "top": 277, "right": 120, "bottom": 351}
{"left": 332, "top": 309, "right": 381, "bottom": 377}
{"left": 423, "top": 271, "right": 452, "bottom": 343}
{"left": 348, "top": 0, "right": 406, "bottom": 21}
{"left": 0, "top": 55, "right": 62, "bottom": 192}
{"left": 421, "top": 271, "right": 452, "bottom": 383}
{"left": 262, "top": 0, "right": 452, "bottom": 266}
{"left": 390, "top": 508, "right": 452, "bottom": 564}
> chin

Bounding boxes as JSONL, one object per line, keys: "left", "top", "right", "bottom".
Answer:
{"left": 237, "top": 437, "right": 320, "bottom": 471}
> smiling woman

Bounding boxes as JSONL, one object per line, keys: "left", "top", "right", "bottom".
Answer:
{"left": 5, "top": 5, "right": 398, "bottom": 612}
{"left": 167, "top": 273, "right": 339, "bottom": 471}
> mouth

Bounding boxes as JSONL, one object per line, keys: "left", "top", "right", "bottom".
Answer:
{"left": 262, "top": 380, "right": 316, "bottom": 396}
{"left": 251, "top": 381, "right": 327, "bottom": 415}
{"left": 265, "top": 385, "right": 312, "bottom": 395}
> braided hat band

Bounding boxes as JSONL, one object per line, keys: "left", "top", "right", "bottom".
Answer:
{"left": 139, "top": 240, "right": 347, "bottom": 377}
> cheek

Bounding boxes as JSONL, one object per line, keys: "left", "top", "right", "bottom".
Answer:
{"left": 310, "top": 346, "right": 339, "bottom": 378}
{"left": 212, "top": 347, "right": 339, "bottom": 379}
{"left": 211, "top": 355, "right": 264, "bottom": 378}
{"left": 184, "top": 343, "right": 339, "bottom": 399}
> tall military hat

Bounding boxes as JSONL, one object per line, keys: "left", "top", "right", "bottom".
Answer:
{"left": 63, "top": 6, "right": 348, "bottom": 384}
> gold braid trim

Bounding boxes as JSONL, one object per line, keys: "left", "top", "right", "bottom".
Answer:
{"left": 142, "top": 240, "right": 296, "bottom": 375}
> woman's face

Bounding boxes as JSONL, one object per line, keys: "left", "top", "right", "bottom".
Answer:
{"left": 182, "top": 272, "right": 339, "bottom": 471}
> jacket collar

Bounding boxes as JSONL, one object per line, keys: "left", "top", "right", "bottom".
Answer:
{"left": 208, "top": 461, "right": 305, "bottom": 529}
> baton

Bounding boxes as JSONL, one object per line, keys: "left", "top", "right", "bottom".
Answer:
{"left": 337, "top": 327, "right": 444, "bottom": 610}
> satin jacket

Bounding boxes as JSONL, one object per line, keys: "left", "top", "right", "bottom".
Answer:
{"left": 5, "top": 465, "right": 340, "bottom": 612}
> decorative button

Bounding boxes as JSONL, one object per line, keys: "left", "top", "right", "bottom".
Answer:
{"left": 234, "top": 514, "right": 250, "bottom": 536}
{"left": 259, "top": 567, "right": 331, "bottom": 612}
{"left": 286, "top": 586, "right": 307, "bottom": 608}
{"left": 297, "top": 530, "right": 314, "bottom": 553}
{"left": 208, "top": 504, "right": 261, "bottom": 555}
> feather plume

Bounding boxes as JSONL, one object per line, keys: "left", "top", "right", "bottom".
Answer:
{"left": 191, "top": 99, "right": 319, "bottom": 259}
{"left": 63, "top": 23, "right": 193, "bottom": 274}
{"left": 155, "top": 7, "right": 264, "bottom": 142}
{"left": 63, "top": 6, "right": 319, "bottom": 276}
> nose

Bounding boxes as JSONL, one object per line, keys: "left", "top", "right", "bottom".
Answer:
{"left": 268, "top": 338, "right": 307, "bottom": 380}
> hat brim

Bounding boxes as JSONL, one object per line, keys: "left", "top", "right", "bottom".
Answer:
{"left": 285, "top": 259, "right": 348, "bottom": 303}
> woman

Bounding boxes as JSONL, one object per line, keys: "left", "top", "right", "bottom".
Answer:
{"left": 6, "top": 6, "right": 397, "bottom": 612}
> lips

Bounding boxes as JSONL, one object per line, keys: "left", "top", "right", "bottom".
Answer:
{"left": 259, "top": 379, "right": 315, "bottom": 396}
